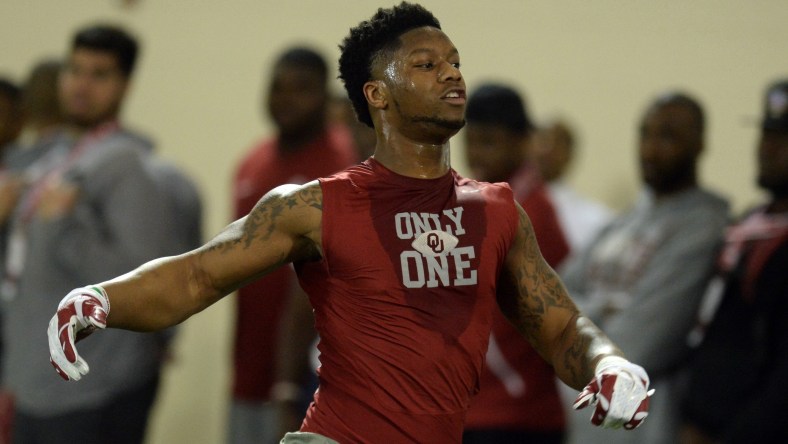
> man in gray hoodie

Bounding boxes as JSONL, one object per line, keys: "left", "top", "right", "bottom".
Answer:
{"left": 0, "top": 24, "right": 197, "bottom": 444}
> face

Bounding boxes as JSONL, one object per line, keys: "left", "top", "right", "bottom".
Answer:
{"left": 465, "top": 123, "right": 526, "bottom": 182}
{"left": 267, "top": 62, "right": 326, "bottom": 137}
{"left": 375, "top": 27, "right": 466, "bottom": 141}
{"left": 638, "top": 103, "right": 700, "bottom": 194}
{"left": 59, "top": 48, "right": 128, "bottom": 128}
{"left": 757, "top": 129, "right": 788, "bottom": 197}
{"left": 533, "top": 124, "right": 572, "bottom": 182}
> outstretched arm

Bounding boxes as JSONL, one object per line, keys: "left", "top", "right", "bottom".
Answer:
{"left": 48, "top": 182, "right": 323, "bottom": 379}
{"left": 102, "top": 182, "right": 323, "bottom": 331}
{"left": 497, "top": 203, "right": 619, "bottom": 389}
{"left": 497, "top": 203, "right": 651, "bottom": 430}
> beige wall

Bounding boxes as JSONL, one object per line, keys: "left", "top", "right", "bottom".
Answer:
{"left": 1, "top": 1, "right": 785, "bottom": 442}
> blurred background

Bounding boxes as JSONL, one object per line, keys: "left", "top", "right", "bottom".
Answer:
{"left": 1, "top": 1, "right": 785, "bottom": 442}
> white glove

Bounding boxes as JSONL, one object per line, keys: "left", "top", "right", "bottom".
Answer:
{"left": 47, "top": 286, "right": 110, "bottom": 381}
{"left": 573, "top": 356, "right": 654, "bottom": 430}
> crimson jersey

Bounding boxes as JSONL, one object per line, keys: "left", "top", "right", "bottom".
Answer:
{"left": 296, "top": 159, "right": 519, "bottom": 443}
{"left": 231, "top": 125, "right": 357, "bottom": 400}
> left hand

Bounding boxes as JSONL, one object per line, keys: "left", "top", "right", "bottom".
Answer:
{"left": 47, "top": 286, "right": 110, "bottom": 381}
{"left": 573, "top": 356, "right": 654, "bottom": 430}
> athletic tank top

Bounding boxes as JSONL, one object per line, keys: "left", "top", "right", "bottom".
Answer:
{"left": 297, "top": 158, "right": 518, "bottom": 443}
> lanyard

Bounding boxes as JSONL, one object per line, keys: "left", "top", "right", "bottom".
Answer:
{"left": 17, "top": 121, "right": 120, "bottom": 224}
{"left": 1, "top": 121, "right": 120, "bottom": 300}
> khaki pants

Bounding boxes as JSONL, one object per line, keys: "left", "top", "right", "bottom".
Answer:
{"left": 280, "top": 431, "right": 340, "bottom": 444}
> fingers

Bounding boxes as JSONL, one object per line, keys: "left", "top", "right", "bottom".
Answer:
{"left": 623, "top": 388, "right": 654, "bottom": 430}
{"left": 574, "top": 373, "right": 652, "bottom": 430}
{"left": 47, "top": 309, "right": 95, "bottom": 381}
{"left": 47, "top": 314, "right": 85, "bottom": 381}
{"left": 50, "top": 357, "right": 70, "bottom": 381}
{"left": 48, "top": 286, "right": 110, "bottom": 382}
{"left": 86, "top": 302, "right": 108, "bottom": 329}
{"left": 573, "top": 380, "right": 599, "bottom": 410}
{"left": 623, "top": 396, "right": 650, "bottom": 430}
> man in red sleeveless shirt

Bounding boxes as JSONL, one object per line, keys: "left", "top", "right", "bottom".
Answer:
{"left": 48, "top": 3, "right": 653, "bottom": 443}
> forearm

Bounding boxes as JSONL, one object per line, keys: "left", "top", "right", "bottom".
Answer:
{"left": 501, "top": 203, "right": 625, "bottom": 389}
{"left": 498, "top": 264, "right": 624, "bottom": 390}
{"left": 551, "top": 313, "right": 624, "bottom": 390}
{"left": 100, "top": 251, "right": 223, "bottom": 332}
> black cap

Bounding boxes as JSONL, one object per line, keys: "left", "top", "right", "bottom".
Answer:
{"left": 465, "top": 83, "right": 534, "bottom": 134}
{"left": 762, "top": 80, "right": 788, "bottom": 132}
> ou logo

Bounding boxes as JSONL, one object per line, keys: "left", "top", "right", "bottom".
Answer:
{"left": 427, "top": 233, "right": 443, "bottom": 253}
{"left": 411, "top": 230, "right": 458, "bottom": 257}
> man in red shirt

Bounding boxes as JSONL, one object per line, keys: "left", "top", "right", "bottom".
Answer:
{"left": 463, "top": 83, "right": 569, "bottom": 444}
{"left": 230, "top": 46, "right": 357, "bottom": 444}
{"left": 48, "top": 3, "right": 652, "bottom": 443}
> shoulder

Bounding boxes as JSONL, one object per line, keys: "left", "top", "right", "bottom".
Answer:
{"left": 267, "top": 181, "right": 323, "bottom": 219}
{"left": 319, "top": 161, "right": 374, "bottom": 187}
{"left": 457, "top": 175, "right": 517, "bottom": 207}
{"left": 456, "top": 175, "right": 520, "bottom": 233}
{"left": 676, "top": 188, "right": 731, "bottom": 232}
{"left": 265, "top": 180, "right": 322, "bottom": 206}
{"left": 101, "top": 128, "right": 154, "bottom": 155}
{"left": 84, "top": 129, "right": 152, "bottom": 167}
{"left": 690, "top": 187, "right": 730, "bottom": 214}
{"left": 241, "top": 181, "right": 323, "bottom": 246}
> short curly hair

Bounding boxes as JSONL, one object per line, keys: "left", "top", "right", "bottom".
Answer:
{"left": 338, "top": 2, "right": 441, "bottom": 128}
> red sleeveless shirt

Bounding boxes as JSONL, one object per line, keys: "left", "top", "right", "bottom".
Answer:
{"left": 297, "top": 159, "right": 519, "bottom": 443}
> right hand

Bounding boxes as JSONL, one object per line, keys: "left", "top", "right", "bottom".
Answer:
{"left": 573, "top": 356, "right": 653, "bottom": 430}
{"left": 47, "top": 286, "right": 110, "bottom": 381}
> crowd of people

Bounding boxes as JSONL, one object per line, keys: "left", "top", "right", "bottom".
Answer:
{"left": 0, "top": 2, "right": 785, "bottom": 444}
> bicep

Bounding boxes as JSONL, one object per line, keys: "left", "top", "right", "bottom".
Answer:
{"left": 195, "top": 183, "right": 322, "bottom": 295}
{"left": 497, "top": 203, "right": 579, "bottom": 357}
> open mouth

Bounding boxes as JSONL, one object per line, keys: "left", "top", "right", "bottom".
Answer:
{"left": 442, "top": 89, "right": 466, "bottom": 105}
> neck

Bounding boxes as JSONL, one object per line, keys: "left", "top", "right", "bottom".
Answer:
{"left": 371, "top": 115, "right": 456, "bottom": 178}
{"left": 652, "top": 173, "right": 697, "bottom": 200}
{"left": 372, "top": 130, "right": 451, "bottom": 179}
{"left": 70, "top": 117, "right": 118, "bottom": 136}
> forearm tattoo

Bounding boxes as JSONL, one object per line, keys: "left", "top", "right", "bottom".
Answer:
{"left": 511, "top": 208, "right": 593, "bottom": 384}
{"left": 515, "top": 209, "right": 578, "bottom": 331}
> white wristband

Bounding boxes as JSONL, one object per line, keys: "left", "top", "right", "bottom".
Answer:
{"left": 595, "top": 356, "right": 629, "bottom": 375}
{"left": 596, "top": 356, "right": 650, "bottom": 388}
{"left": 58, "top": 285, "right": 110, "bottom": 314}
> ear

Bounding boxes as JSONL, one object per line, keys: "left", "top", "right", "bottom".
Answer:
{"left": 363, "top": 80, "right": 388, "bottom": 112}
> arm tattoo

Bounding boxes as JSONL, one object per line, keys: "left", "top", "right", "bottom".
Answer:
{"left": 205, "top": 184, "right": 321, "bottom": 256}
{"left": 515, "top": 209, "right": 577, "bottom": 332}
{"left": 561, "top": 315, "right": 594, "bottom": 384}
{"left": 204, "top": 196, "right": 286, "bottom": 256}
{"left": 508, "top": 208, "right": 592, "bottom": 383}
{"left": 294, "top": 186, "right": 322, "bottom": 210}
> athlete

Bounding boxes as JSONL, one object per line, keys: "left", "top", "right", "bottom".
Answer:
{"left": 48, "top": 3, "right": 652, "bottom": 443}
